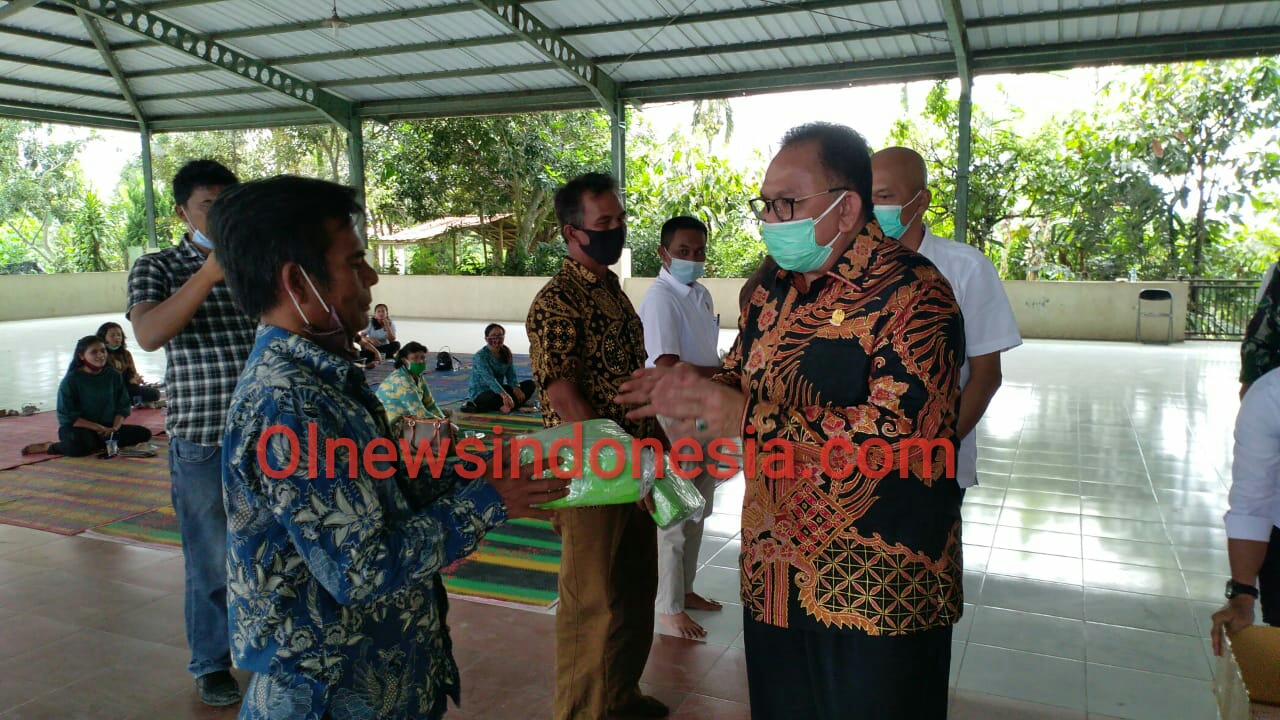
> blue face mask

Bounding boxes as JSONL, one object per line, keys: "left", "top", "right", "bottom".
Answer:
{"left": 667, "top": 257, "right": 705, "bottom": 284}
{"left": 759, "top": 191, "right": 847, "bottom": 273}
{"left": 190, "top": 227, "right": 214, "bottom": 250}
{"left": 873, "top": 190, "right": 923, "bottom": 239}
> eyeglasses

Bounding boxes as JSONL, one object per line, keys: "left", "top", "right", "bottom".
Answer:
{"left": 748, "top": 188, "right": 848, "bottom": 222}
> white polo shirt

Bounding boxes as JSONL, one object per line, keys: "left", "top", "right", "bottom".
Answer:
{"left": 1227, "top": 367, "right": 1280, "bottom": 542}
{"left": 917, "top": 227, "right": 1023, "bottom": 488}
{"left": 638, "top": 267, "right": 720, "bottom": 368}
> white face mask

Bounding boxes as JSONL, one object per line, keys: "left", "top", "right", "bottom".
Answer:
{"left": 286, "top": 267, "right": 346, "bottom": 339}
{"left": 189, "top": 224, "right": 213, "bottom": 250}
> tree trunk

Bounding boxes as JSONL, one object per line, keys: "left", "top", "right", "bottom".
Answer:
{"left": 1190, "top": 153, "right": 1210, "bottom": 278}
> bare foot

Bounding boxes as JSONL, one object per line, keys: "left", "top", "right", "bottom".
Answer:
{"left": 684, "top": 592, "right": 722, "bottom": 611}
{"left": 21, "top": 442, "right": 51, "bottom": 456}
{"left": 659, "top": 611, "right": 707, "bottom": 640}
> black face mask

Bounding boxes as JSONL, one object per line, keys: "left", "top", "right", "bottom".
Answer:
{"left": 575, "top": 225, "right": 626, "bottom": 266}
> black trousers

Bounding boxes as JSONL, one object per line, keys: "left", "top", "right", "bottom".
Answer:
{"left": 1259, "top": 525, "right": 1280, "bottom": 626}
{"left": 49, "top": 424, "right": 152, "bottom": 457}
{"left": 743, "top": 609, "right": 952, "bottom": 720}
{"left": 127, "top": 383, "right": 161, "bottom": 403}
{"left": 473, "top": 380, "right": 537, "bottom": 412}
{"left": 359, "top": 341, "right": 400, "bottom": 363}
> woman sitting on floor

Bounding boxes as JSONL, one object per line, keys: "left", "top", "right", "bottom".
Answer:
{"left": 21, "top": 335, "right": 153, "bottom": 457}
{"left": 462, "top": 323, "right": 536, "bottom": 414}
{"left": 96, "top": 321, "right": 161, "bottom": 404}
{"left": 376, "top": 341, "right": 447, "bottom": 433}
{"left": 358, "top": 303, "right": 401, "bottom": 368}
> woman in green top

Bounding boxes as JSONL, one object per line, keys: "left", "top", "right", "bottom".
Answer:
{"left": 463, "top": 323, "right": 537, "bottom": 414}
{"left": 22, "top": 336, "right": 153, "bottom": 456}
{"left": 375, "top": 341, "right": 446, "bottom": 433}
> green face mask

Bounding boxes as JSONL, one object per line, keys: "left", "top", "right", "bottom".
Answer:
{"left": 759, "top": 191, "right": 848, "bottom": 272}
{"left": 105, "top": 344, "right": 122, "bottom": 351}
{"left": 407, "top": 361, "right": 427, "bottom": 375}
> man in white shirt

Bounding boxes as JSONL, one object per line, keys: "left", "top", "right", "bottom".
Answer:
{"left": 1213, "top": 367, "right": 1280, "bottom": 654}
{"left": 637, "top": 215, "right": 724, "bottom": 639}
{"left": 871, "top": 147, "right": 1022, "bottom": 494}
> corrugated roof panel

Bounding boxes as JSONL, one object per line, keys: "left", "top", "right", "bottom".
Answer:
{"left": 0, "top": 60, "right": 120, "bottom": 95}
{"left": 536, "top": 0, "right": 757, "bottom": 29}
{"left": 141, "top": 91, "right": 308, "bottom": 117}
{"left": 405, "top": 69, "right": 581, "bottom": 96}
{"left": 0, "top": 84, "right": 133, "bottom": 116}
{"left": 287, "top": 42, "right": 549, "bottom": 84}
{"left": 113, "top": 43, "right": 213, "bottom": 73}
{"left": 3, "top": 7, "right": 86, "bottom": 37}
{"left": 127, "top": 71, "right": 267, "bottom": 97}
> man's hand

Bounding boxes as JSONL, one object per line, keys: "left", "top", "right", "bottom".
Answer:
{"left": 616, "top": 363, "right": 745, "bottom": 439}
{"left": 198, "top": 251, "right": 225, "bottom": 285}
{"left": 512, "top": 387, "right": 526, "bottom": 405}
{"left": 111, "top": 416, "right": 124, "bottom": 432}
{"left": 485, "top": 461, "right": 571, "bottom": 521}
{"left": 1212, "top": 595, "right": 1256, "bottom": 656}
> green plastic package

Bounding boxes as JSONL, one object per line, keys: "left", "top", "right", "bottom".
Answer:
{"left": 516, "top": 419, "right": 705, "bottom": 528}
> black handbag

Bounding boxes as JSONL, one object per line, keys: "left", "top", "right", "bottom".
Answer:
{"left": 435, "top": 347, "right": 454, "bottom": 372}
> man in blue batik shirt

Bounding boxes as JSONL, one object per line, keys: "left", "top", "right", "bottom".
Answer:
{"left": 213, "top": 175, "right": 569, "bottom": 720}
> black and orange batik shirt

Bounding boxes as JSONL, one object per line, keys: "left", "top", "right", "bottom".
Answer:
{"left": 526, "top": 258, "right": 657, "bottom": 441}
{"left": 714, "top": 220, "right": 966, "bottom": 636}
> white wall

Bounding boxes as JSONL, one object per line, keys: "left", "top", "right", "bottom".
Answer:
{"left": 0, "top": 272, "right": 1194, "bottom": 343}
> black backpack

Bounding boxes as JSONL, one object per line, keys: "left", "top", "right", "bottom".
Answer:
{"left": 435, "top": 347, "right": 454, "bottom": 372}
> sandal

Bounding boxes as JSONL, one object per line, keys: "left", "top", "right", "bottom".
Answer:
{"left": 21, "top": 442, "right": 51, "bottom": 456}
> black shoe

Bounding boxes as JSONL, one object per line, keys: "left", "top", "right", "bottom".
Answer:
{"left": 195, "top": 670, "right": 241, "bottom": 707}
{"left": 461, "top": 401, "right": 478, "bottom": 413}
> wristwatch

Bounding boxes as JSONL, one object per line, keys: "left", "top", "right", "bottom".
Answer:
{"left": 1225, "top": 579, "right": 1259, "bottom": 599}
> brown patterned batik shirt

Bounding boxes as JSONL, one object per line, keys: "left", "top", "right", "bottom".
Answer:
{"left": 527, "top": 258, "right": 656, "bottom": 440}
{"left": 714, "top": 220, "right": 965, "bottom": 636}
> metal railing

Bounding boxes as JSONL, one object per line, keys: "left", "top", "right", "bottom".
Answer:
{"left": 1186, "top": 279, "right": 1262, "bottom": 340}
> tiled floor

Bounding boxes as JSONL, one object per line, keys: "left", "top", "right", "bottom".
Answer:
{"left": 0, "top": 326, "right": 1240, "bottom": 719}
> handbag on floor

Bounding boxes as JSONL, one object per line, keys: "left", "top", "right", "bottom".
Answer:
{"left": 402, "top": 415, "right": 457, "bottom": 456}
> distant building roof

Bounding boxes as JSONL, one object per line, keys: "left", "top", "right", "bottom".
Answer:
{"left": 380, "top": 214, "right": 516, "bottom": 246}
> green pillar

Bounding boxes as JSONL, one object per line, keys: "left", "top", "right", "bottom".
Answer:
{"left": 140, "top": 127, "right": 158, "bottom": 249}
{"left": 955, "top": 79, "right": 972, "bottom": 247}
{"left": 344, "top": 117, "right": 376, "bottom": 269}
{"left": 610, "top": 99, "right": 627, "bottom": 192}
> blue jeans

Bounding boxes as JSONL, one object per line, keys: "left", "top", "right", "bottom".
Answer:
{"left": 169, "top": 435, "right": 232, "bottom": 678}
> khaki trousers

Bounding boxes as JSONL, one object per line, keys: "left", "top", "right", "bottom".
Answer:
{"left": 553, "top": 503, "right": 658, "bottom": 720}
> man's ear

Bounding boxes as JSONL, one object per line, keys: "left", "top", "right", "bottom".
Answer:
{"left": 919, "top": 188, "right": 933, "bottom": 214}
{"left": 837, "top": 193, "right": 864, "bottom": 234}
{"left": 174, "top": 204, "right": 188, "bottom": 223}
{"left": 280, "top": 262, "right": 309, "bottom": 306}
{"left": 561, "top": 224, "right": 580, "bottom": 246}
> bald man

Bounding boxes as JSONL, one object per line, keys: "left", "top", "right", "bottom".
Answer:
{"left": 872, "top": 146, "right": 1022, "bottom": 496}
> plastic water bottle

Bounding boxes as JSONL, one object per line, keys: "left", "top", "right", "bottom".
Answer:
{"left": 1128, "top": 267, "right": 1138, "bottom": 282}
{"left": 105, "top": 433, "right": 119, "bottom": 458}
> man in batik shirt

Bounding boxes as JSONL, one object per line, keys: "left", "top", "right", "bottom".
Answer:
{"left": 1241, "top": 263, "right": 1280, "bottom": 398}
{"left": 619, "top": 123, "right": 965, "bottom": 719}
{"left": 213, "top": 175, "right": 568, "bottom": 720}
{"left": 526, "top": 172, "right": 666, "bottom": 720}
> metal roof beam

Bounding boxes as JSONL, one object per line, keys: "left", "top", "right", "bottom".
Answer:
{"left": 621, "top": 54, "right": 959, "bottom": 103}
{"left": 78, "top": 10, "right": 145, "bottom": 127}
{"left": 562, "top": 0, "right": 884, "bottom": 37}
{"left": 359, "top": 87, "right": 599, "bottom": 122}
{"left": 112, "top": 0, "right": 554, "bottom": 49}
{"left": 469, "top": 0, "right": 615, "bottom": 111}
{"left": 594, "top": 23, "right": 948, "bottom": 65}
{"left": 0, "top": 49, "right": 113, "bottom": 77}
{"left": 146, "top": 106, "right": 330, "bottom": 132}
{"left": 972, "top": 28, "right": 1280, "bottom": 72}
{"left": 939, "top": 0, "right": 971, "bottom": 87}
{"left": 0, "top": 75, "right": 120, "bottom": 100}
{"left": 0, "top": 0, "right": 40, "bottom": 21}
{"left": 0, "top": 25, "right": 95, "bottom": 49}
{"left": 966, "top": 0, "right": 1265, "bottom": 30}
{"left": 0, "top": 99, "right": 138, "bottom": 130}
{"left": 49, "top": 0, "right": 354, "bottom": 126}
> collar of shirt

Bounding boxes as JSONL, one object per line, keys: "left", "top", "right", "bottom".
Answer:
{"left": 256, "top": 324, "right": 359, "bottom": 389}
{"left": 656, "top": 266, "right": 698, "bottom": 297}
{"left": 562, "top": 257, "right": 620, "bottom": 289}
{"left": 178, "top": 234, "right": 207, "bottom": 265}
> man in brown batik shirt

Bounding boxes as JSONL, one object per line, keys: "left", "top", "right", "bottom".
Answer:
{"left": 526, "top": 172, "right": 665, "bottom": 720}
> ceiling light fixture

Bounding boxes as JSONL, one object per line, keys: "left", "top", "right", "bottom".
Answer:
{"left": 324, "top": 0, "right": 350, "bottom": 37}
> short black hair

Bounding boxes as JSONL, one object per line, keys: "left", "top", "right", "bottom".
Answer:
{"left": 780, "top": 123, "right": 874, "bottom": 216}
{"left": 172, "top": 159, "right": 238, "bottom": 207}
{"left": 554, "top": 172, "right": 617, "bottom": 231}
{"left": 395, "top": 341, "right": 429, "bottom": 369}
{"left": 660, "top": 216, "right": 708, "bottom": 249}
{"left": 209, "top": 175, "right": 362, "bottom": 319}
